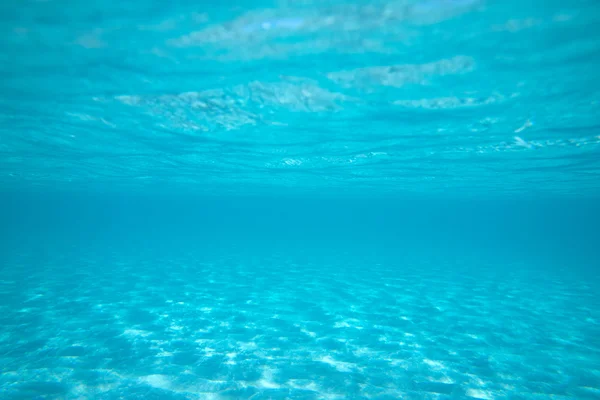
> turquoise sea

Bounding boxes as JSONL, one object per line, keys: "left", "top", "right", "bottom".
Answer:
{"left": 1, "top": 0, "right": 600, "bottom": 399}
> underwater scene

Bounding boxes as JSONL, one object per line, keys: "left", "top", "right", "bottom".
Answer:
{"left": 1, "top": 0, "right": 600, "bottom": 399}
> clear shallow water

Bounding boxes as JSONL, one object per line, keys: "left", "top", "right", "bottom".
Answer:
{"left": 1, "top": 241, "right": 599, "bottom": 399}
{"left": 2, "top": 0, "right": 600, "bottom": 399}
{"left": 1, "top": 196, "right": 599, "bottom": 399}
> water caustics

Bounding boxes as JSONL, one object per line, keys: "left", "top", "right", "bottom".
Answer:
{"left": 1, "top": 0, "right": 600, "bottom": 196}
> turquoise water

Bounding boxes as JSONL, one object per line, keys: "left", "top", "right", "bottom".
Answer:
{"left": 1, "top": 0, "right": 600, "bottom": 399}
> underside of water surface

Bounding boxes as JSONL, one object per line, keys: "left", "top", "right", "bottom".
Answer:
{"left": 1, "top": 0, "right": 599, "bottom": 196}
